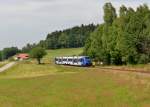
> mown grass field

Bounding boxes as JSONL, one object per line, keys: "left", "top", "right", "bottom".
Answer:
{"left": 45, "top": 48, "right": 83, "bottom": 60}
{"left": 0, "top": 48, "right": 150, "bottom": 107}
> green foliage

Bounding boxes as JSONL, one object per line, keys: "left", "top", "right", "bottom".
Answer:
{"left": 103, "top": 2, "right": 117, "bottom": 25}
{"left": 0, "top": 51, "right": 2, "bottom": 61}
{"left": 30, "top": 47, "right": 47, "bottom": 64}
{"left": 58, "top": 33, "right": 69, "bottom": 48}
{"left": 138, "top": 54, "right": 149, "bottom": 64}
{"left": 84, "top": 3, "right": 150, "bottom": 65}
{"left": 38, "top": 24, "right": 97, "bottom": 49}
{"left": 2, "top": 47, "right": 19, "bottom": 60}
{"left": 22, "top": 43, "right": 37, "bottom": 53}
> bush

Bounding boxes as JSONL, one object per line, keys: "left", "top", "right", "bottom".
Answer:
{"left": 138, "top": 54, "right": 149, "bottom": 64}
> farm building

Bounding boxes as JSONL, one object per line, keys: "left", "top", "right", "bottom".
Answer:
{"left": 15, "top": 53, "right": 29, "bottom": 60}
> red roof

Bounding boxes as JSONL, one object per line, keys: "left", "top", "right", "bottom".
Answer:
{"left": 17, "top": 53, "right": 29, "bottom": 59}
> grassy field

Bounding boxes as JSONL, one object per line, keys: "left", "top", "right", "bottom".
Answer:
{"left": 0, "top": 48, "right": 150, "bottom": 107}
{"left": 0, "top": 61, "right": 9, "bottom": 68}
{"left": 0, "top": 48, "right": 83, "bottom": 78}
{"left": 0, "top": 62, "right": 5, "bottom": 68}
{"left": 45, "top": 48, "right": 83, "bottom": 61}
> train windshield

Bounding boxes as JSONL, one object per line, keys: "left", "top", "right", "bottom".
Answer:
{"left": 85, "top": 57, "right": 90, "bottom": 60}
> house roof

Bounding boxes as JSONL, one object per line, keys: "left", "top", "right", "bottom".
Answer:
{"left": 16, "top": 53, "right": 29, "bottom": 59}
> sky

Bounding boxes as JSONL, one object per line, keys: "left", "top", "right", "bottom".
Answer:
{"left": 0, "top": 0, "right": 150, "bottom": 49}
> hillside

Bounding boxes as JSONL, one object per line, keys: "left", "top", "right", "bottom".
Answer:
{"left": 45, "top": 48, "right": 83, "bottom": 60}
{"left": 0, "top": 48, "right": 150, "bottom": 106}
{"left": 0, "top": 48, "right": 83, "bottom": 78}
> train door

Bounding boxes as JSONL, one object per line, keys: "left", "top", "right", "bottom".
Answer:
{"left": 68, "top": 57, "right": 73, "bottom": 65}
{"left": 73, "top": 57, "right": 78, "bottom": 66}
{"left": 77, "top": 57, "right": 82, "bottom": 66}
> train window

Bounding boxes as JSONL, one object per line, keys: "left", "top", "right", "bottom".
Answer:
{"left": 68, "top": 59, "right": 72, "bottom": 61}
{"left": 79, "top": 58, "right": 83, "bottom": 62}
{"left": 59, "top": 59, "right": 62, "bottom": 62}
{"left": 85, "top": 57, "right": 90, "bottom": 59}
{"left": 55, "top": 58, "right": 58, "bottom": 61}
{"left": 73, "top": 59, "right": 78, "bottom": 63}
{"left": 64, "top": 59, "right": 67, "bottom": 61}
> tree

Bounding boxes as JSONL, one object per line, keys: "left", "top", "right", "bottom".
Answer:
{"left": 84, "top": 3, "right": 150, "bottom": 65}
{"left": 2, "top": 47, "right": 19, "bottom": 60}
{"left": 103, "top": 2, "right": 117, "bottom": 25}
{"left": 58, "top": 33, "right": 69, "bottom": 48}
{"left": 22, "top": 43, "right": 37, "bottom": 53}
{"left": 0, "top": 51, "right": 2, "bottom": 61}
{"left": 30, "top": 47, "right": 47, "bottom": 64}
{"left": 119, "top": 5, "right": 127, "bottom": 17}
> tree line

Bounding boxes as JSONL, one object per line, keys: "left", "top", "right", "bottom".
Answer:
{"left": 84, "top": 3, "right": 150, "bottom": 65}
{"left": 20, "top": 24, "right": 97, "bottom": 53}
{"left": 37, "top": 24, "right": 97, "bottom": 49}
{"left": 0, "top": 24, "right": 97, "bottom": 61}
{"left": 0, "top": 47, "right": 20, "bottom": 61}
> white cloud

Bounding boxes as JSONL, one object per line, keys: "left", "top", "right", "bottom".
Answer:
{"left": 0, "top": 0, "right": 149, "bottom": 49}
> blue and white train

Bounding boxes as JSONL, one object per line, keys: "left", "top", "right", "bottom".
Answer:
{"left": 55, "top": 56, "right": 92, "bottom": 66}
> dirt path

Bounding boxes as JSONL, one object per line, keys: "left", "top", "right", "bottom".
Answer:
{"left": 0, "top": 62, "right": 16, "bottom": 73}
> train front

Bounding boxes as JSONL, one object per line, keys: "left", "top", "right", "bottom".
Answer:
{"left": 82, "top": 56, "right": 92, "bottom": 66}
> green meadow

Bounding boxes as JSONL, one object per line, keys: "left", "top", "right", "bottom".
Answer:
{"left": 45, "top": 48, "right": 83, "bottom": 60}
{"left": 0, "top": 61, "right": 9, "bottom": 68}
{"left": 0, "top": 48, "right": 150, "bottom": 107}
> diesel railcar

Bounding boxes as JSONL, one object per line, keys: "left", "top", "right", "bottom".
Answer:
{"left": 55, "top": 56, "right": 92, "bottom": 66}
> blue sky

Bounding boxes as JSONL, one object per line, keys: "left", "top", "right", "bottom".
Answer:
{"left": 0, "top": 0, "right": 149, "bottom": 49}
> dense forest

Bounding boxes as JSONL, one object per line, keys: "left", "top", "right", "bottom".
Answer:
{"left": 84, "top": 3, "right": 150, "bottom": 65}
{"left": 37, "top": 24, "right": 97, "bottom": 49}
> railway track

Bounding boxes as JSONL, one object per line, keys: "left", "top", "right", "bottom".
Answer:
{"left": 98, "top": 67, "right": 150, "bottom": 74}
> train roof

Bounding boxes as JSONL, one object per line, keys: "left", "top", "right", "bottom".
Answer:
{"left": 55, "top": 56, "right": 90, "bottom": 58}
